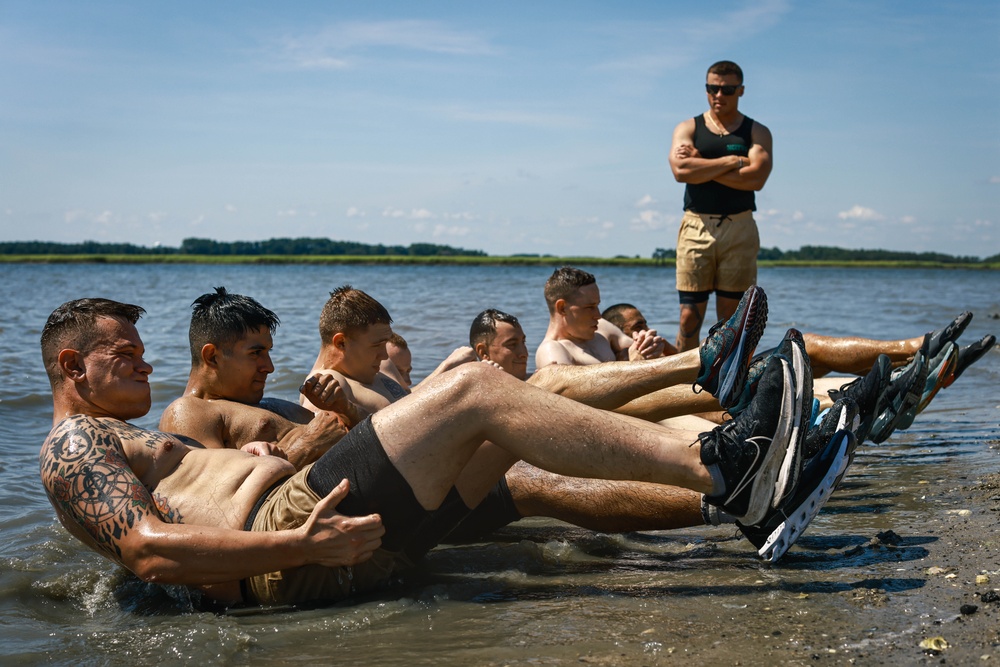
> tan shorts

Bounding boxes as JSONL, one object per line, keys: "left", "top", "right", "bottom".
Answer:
{"left": 675, "top": 210, "right": 759, "bottom": 294}
{"left": 245, "top": 465, "right": 408, "bottom": 607}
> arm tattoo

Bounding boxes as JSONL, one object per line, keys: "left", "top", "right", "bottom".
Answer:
{"left": 381, "top": 378, "right": 407, "bottom": 400}
{"left": 39, "top": 417, "right": 162, "bottom": 563}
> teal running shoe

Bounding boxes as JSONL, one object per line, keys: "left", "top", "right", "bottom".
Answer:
{"left": 694, "top": 285, "right": 768, "bottom": 409}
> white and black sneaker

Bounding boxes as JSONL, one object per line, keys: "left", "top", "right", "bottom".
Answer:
{"left": 699, "top": 354, "right": 803, "bottom": 526}
{"left": 739, "top": 398, "right": 858, "bottom": 562}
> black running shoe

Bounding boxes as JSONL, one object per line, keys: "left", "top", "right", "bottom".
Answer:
{"left": 924, "top": 311, "right": 973, "bottom": 359}
{"left": 694, "top": 285, "right": 768, "bottom": 409}
{"left": 803, "top": 398, "right": 860, "bottom": 460}
{"left": 699, "top": 354, "right": 798, "bottom": 526}
{"left": 828, "top": 354, "right": 891, "bottom": 443}
{"left": 738, "top": 420, "right": 855, "bottom": 563}
{"left": 943, "top": 334, "right": 996, "bottom": 388}
{"left": 772, "top": 329, "right": 812, "bottom": 509}
{"left": 868, "top": 345, "right": 928, "bottom": 444}
{"left": 725, "top": 350, "right": 770, "bottom": 418}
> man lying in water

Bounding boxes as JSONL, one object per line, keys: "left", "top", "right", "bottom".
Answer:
{"left": 39, "top": 296, "right": 825, "bottom": 607}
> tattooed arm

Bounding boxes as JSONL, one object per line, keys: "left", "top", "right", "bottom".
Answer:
{"left": 38, "top": 415, "right": 384, "bottom": 586}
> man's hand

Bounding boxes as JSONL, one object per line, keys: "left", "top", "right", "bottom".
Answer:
{"left": 300, "top": 373, "right": 360, "bottom": 427}
{"left": 300, "top": 479, "right": 385, "bottom": 567}
{"left": 629, "top": 328, "right": 667, "bottom": 360}
{"left": 240, "top": 441, "right": 288, "bottom": 459}
{"left": 673, "top": 143, "right": 700, "bottom": 160}
{"left": 438, "top": 346, "right": 479, "bottom": 371}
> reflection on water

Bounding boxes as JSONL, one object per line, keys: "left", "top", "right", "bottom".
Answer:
{"left": 0, "top": 263, "right": 997, "bottom": 664}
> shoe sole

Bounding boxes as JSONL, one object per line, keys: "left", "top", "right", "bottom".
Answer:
{"left": 773, "top": 338, "right": 808, "bottom": 508}
{"left": 897, "top": 343, "right": 958, "bottom": 430}
{"left": 711, "top": 287, "right": 767, "bottom": 408}
{"left": 739, "top": 357, "right": 796, "bottom": 526}
{"left": 757, "top": 429, "right": 854, "bottom": 563}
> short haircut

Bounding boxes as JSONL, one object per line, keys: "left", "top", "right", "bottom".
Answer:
{"left": 188, "top": 287, "right": 279, "bottom": 365}
{"left": 388, "top": 332, "right": 408, "bottom": 350}
{"left": 601, "top": 303, "right": 637, "bottom": 331}
{"left": 707, "top": 60, "right": 743, "bottom": 84}
{"left": 543, "top": 266, "right": 596, "bottom": 314}
{"left": 41, "top": 298, "right": 146, "bottom": 387}
{"left": 318, "top": 285, "right": 392, "bottom": 344}
{"left": 469, "top": 309, "right": 522, "bottom": 348}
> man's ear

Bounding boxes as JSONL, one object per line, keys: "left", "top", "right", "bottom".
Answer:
{"left": 474, "top": 341, "right": 489, "bottom": 360}
{"left": 554, "top": 298, "right": 567, "bottom": 316}
{"left": 201, "top": 343, "right": 220, "bottom": 368}
{"left": 332, "top": 332, "right": 347, "bottom": 350}
{"left": 57, "top": 349, "right": 86, "bottom": 382}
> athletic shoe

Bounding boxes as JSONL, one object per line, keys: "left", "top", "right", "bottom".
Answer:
{"left": 694, "top": 285, "right": 768, "bottom": 409}
{"left": 772, "top": 329, "right": 812, "bottom": 509}
{"left": 699, "top": 354, "right": 800, "bottom": 526}
{"left": 828, "top": 354, "right": 892, "bottom": 443}
{"left": 924, "top": 311, "right": 972, "bottom": 359}
{"left": 804, "top": 398, "right": 860, "bottom": 460}
{"left": 942, "top": 334, "right": 996, "bottom": 388}
{"left": 867, "top": 347, "right": 928, "bottom": 444}
{"left": 725, "top": 351, "right": 770, "bottom": 418}
{"left": 739, "top": 420, "right": 855, "bottom": 563}
{"left": 895, "top": 341, "right": 958, "bottom": 431}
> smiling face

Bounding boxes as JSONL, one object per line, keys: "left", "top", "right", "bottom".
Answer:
{"left": 561, "top": 283, "right": 602, "bottom": 342}
{"left": 211, "top": 326, "right": 275, "bottom": 404}
{"left": 338, "top": 323, "right": 393, "bottom": 385}
{"left": 482, "top": 321, "right": 529, "bottom": 380}
{"left": 78, "top": 316, "right": 153, "bottom": 420}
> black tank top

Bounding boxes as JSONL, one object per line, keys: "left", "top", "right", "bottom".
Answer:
{"left": 682, "top": 114, "right": 756, "bottom": 215}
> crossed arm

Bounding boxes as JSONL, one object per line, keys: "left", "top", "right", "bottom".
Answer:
{"left": 39, "top": 416, "right": 382, "bottom": 586}
{"left": 669, "top": 117, "right": 773, "bottom": 192}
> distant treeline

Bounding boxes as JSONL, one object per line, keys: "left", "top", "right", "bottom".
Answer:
{"left": 757, "top": 245, "right": 993, "bottom": 264}
{"left": 0, "top": 237, "right": 487, "bottom": 257}
{"left": 0, "top": 238, "right": 995, "bottom": 264}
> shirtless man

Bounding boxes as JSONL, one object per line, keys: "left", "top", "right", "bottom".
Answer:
{"left": 39, "top": 297, "right": 816, "bottom": 606}
{"left": 158, "top": 287, "right": 357, "bottom": 468}
{"left": 535, "top": 267, "right": 668, "bottom": 368}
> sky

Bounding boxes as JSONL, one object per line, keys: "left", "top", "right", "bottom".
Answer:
{"left": 2, "top": 1, "right": 998, "bottom": 258}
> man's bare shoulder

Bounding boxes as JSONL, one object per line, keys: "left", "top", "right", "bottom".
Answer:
{"left": 535, "top": 337, "right": 575, "bottom": 367}
{"left": 160, "top": 394, "right": 222, "bottom": 430}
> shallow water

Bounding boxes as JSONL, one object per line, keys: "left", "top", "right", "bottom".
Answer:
{"left": 1, "top": 263, "right": 997, "bottom": 665}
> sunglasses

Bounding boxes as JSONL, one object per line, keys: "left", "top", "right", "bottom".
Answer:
{"left": 705, "top": 84, "right": 741, "bottom": 96}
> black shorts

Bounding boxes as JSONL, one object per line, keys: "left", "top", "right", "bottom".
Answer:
{"left": 306, "top": 416, "right": 473, "bottom": 560}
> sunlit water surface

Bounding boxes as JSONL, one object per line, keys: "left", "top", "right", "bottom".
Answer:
{"left": 1, "top": 263, "right": 997, "bottom": 665}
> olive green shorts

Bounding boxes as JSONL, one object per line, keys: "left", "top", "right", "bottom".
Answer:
{"left": 245, "top": 465, "right": 409, "bottom": 607}
{"left": 675, "top": 209, "right": 759, "bottom": 294}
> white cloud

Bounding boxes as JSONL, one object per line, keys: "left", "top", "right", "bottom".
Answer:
{"left": 275, "top": 20, "right": 497, "bottom": 70}
{"left": 94, "top": 210, "right": 114, "bottom": 225}
{"left": 899, "top": 215, "right": 916, "bottom": 225}
{"left": 346, "top": 207, "right": 365, "bottom": 218}
{"left": 629, "top": 209, "right": 667, "bottom": 231}
{"left": 277, "top": 209, "right": 298, "bottom": 217}
{"left": 147, "top": 211, "right": 168, "bottom": 223}
{"left": 838, "top": 205, "right": 884, "bottom": 221}
{"left": 432, "top": 224, "right": 470, "bottom": 237}
{"left": 989, "top": 176, "right": 1000, "bottom": 184}
{"left": 382, "top": 207, "right": 406, "bottom": 218}
{"left": 601, "top": 221, "right": 615, "bottom": 230}
{"left": 225, "top": 204, "right": 238, "bottom": 213}
{"left": 792, "top": 211, "right": 805, "bottom": 222}
{"left": 635, "top": 194, "right": 656, "bottom": 208}
{"left": 411, "top": 208, "right": 435, "bottom": 220}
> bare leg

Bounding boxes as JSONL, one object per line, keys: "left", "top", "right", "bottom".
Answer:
{"left": 527, "top": 352, "right": 700, "bottom": 410}
{"left": 505, "top": 461, "right": 704, "bottom": 532}
{"left": 716, "top": 294, "right": 741, "bottom": 322}
{"left": 676, "top": 302, "right": 707, "bottom": 352}
{"left": 803, "top": 333, "right": 921, "bottom": 377}
{"left": 372, "top": 363, "right": 712, "bottom": 511}
{"left": 614, "top": 384, "right": 722, "bottom": 422}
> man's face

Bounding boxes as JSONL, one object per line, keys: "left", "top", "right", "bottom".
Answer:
{"left": 79, "top": 316, "right": 153, "bottom": 420}
{"left": 618, "top": 307, "right": 649, "bottom": 337}
{"left": 213, "top": 326, "right": 275, "bottom": 405}
{"left": 484, "top": 322, "right": 529, "bottom": 380}
{"left": 386, "top": 342, "right": 412, "bottom": 388}
{"left": 339, "top": 323, "right": 392, "bottom": 384}
{"left": 562, "top": 283, "right": 602, "bottom": 341}
{"left": 706, "top": 72, "right": 743, "bottom": 116}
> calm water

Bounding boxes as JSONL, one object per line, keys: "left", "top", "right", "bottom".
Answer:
{"left": 1, "top": 263, "right": 997, "bottom": 665}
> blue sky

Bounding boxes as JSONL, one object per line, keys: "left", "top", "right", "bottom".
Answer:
{"left": 2, "top": 1, "right": 998, "bottom": 258}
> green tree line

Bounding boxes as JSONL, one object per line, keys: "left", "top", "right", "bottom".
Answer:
{"left": 0, "top": 237, "right": 486, "bottom": 257}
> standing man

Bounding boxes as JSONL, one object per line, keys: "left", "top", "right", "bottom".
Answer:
{"left": 669, "top": 60, "right": 773, "bottom": 352}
